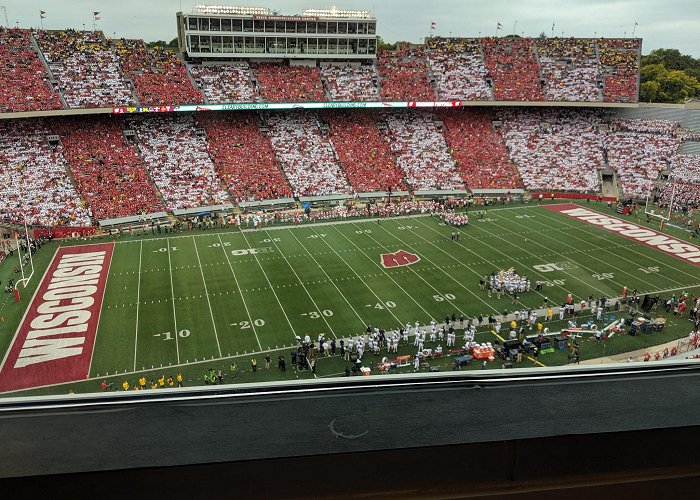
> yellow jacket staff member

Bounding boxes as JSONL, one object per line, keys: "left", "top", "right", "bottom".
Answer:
{"left": 122, "top": 380, "right": 129, "bottom": 391}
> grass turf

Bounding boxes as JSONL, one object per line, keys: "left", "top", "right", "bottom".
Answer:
{"left": 1, "top": 201, "right": 699, "bottom": 397}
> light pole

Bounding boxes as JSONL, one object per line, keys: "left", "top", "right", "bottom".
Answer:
{"left": 0, "top": 5, "right": 8, "bottom": 27}
{"left": 513, "top": 20, "right": 518, "bottom": 36}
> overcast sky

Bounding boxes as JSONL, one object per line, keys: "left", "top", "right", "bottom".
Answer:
{"left": 2, "top": 0, "right": 698, "bottom": 56}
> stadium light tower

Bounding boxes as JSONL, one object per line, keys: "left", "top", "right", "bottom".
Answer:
{"left": 0, "top": 5, "right": 8, "bottom": 27}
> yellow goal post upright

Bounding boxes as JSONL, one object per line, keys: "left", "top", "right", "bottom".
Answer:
{"left": 644, "top": 180, "right": 675, "bottom": 231}
{"left": 13, "top": 220, "right": 35, "bottom": 295}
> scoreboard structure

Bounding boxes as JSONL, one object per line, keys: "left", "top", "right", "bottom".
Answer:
{"left": 176, "top": 5, "right": 378, "bottom": 60}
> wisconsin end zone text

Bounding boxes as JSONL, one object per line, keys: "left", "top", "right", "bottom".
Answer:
{"left": 0, "top": 244, "right": 114, "bottom": 392}
{"left": 546, "top": 204, "right": 700, "bottom": 266}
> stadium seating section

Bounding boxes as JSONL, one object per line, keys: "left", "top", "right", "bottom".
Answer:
{"left": 0, "top": 28, "right": 63, "bottom": 112}
{"left": 439, "top": 110, "right": 521, "bottom": 189}
{"left": 253, "top": 63, "right": 327, "bottom": 102}
{"left": 115, "top": 40, "right": 203, "bottom": 106}
{"left": 598, "top": 39, "right": 640, "bottom": 103}
{"left": 0, "top": 119, "right": 91, "bottom": 227}
{"left": 384, "top": 111, "right": 464, "bottom": 191}
{"left": 55, "top": 117, "right": 165, "bottom": 220}
{"left": 605, "top": 119, "right": 681, "bottom": 197}
{"left": 482, "top": 37, "right": 544, "bottom": 101}
{"left": 0, "top": 111, "right": 697, "bottom": 227}
{"left": 265, "top": 112, "right": 352, "bottom": 196}
{"left": 536, "top": 38, "right": 599, "bottom": 102}
{"left": 324, "top": 111, "right": 407, "bottom": 192}
{"left": 36, "top": 30, "right": 136, "bottom": 108}
{"left": 498, "top": 109, "right": 604, "bottom": 192}
{"left": 661, "top": 154, "right": 700, "bottom": 209}
{"left": 427, "top": 38, "right": 492, "bottom": 100}
{"left": 321, "top": 64, "right": 380, "bottom": 101}
{"left": 130, "top": 114, "right": 230, "bottom": 210}
{"left": 0, "top": 32, "right": 645, "bottom": 110}
{"left": 377, "top": 47, "right": 435, "bottom": 101}
{"left": 190, "top": 63, "right": 258, "bottom": 103}
{"left": 199, "top": 113, "right": 292, "bottom": 201}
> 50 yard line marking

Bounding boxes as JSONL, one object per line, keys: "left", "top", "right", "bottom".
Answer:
{"left": 193, "top": 236, "right": 222, "bottom": 357}
{"left": 217, "top": 234, "right": 263, "bottom": 350}
{"left": 133, "top": 240, "right": 142, "bottom": 371}
{"left": 167, "top": 239, "right": 180, "bottom": 364}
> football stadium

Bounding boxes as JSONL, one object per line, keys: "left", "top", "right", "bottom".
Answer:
{"left": 1, "top": 2, "right": 700, "bottom": 494}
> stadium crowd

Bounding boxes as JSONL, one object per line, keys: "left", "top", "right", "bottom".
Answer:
{"left": 605, "top": 119, "right": 681, "bottom": 197}
{"left": 55, "top": 117, "right": 165, "bottom": 220}
{"left": 325, "top": 111, "right": 407, "bottom": 193}
{"left": 598, "top": 39, "right": 640, "bottom": 103}
{"left": 265, "top": 112, "right": 352, "bottom": 196}
{"left": 0, "top": 119, "right": 91, "bottom": 227}
{"left": 321, "top": 64, "right": 380, "bottom": 101}
{"left": 440, "top": 110, "right": 522, "bottom": 189}
{"left": 426, "top": 38, "right": 492, "bottom": 100}
{"left": 377, "top": 47, "right": 435, "bottom": 101}
{"left": 253, "top": 63, "right": 326, "bottom": 102}
{"left": 660, "top": 154, "right": 700, "bottom": 209}
{"left": 0, "top": 28, "right": 63, "bottom": 112}
{"left": 115, "top": 40, "right": 203, "bottom": 106}
{"left": 190, "top": 63, "right": 258, "bottom": 103}
{"left": 536, "top": 38, "right": 599, "bottom": 101}
{"left": 498, "top": 109, "right": 603, "bottom": 192}
{"left": 36, "top": 30, "right": 135, "bottom": 108}
{"left": 131, "top": 115, "right": 230, "bottom": 210}
{"left": 481, "top": 37, "right": 543, "bottom": 101}
{"left": 385, "top": 111, "right": 465, "bottom": 191}
{"left": 199, "top": 113, "right": 293, "bottom": 201}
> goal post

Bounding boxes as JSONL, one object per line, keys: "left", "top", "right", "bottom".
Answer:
{"left": 13, "top": 221, "right": 35, "bottom": 294}
{"left": 644, "top": 181, "right": 675, "bottom": 230}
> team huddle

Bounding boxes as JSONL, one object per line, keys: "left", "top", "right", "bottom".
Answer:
{"left": 480, "top": 268, "right": 531, "bottom": 299}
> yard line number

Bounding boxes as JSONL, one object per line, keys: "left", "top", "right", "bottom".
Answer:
{"left": 230, "top": 319, "right": 266, "bottom": 329}
{"left": 155, "top": 330, "right": 190, "bottom": 340}
{"left": 302, "top": 310, "right": 334, "bottom": 319}
{"left": 433, "top": 293, "right": 456, "bottom": 302}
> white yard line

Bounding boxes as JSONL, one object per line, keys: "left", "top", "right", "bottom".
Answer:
{"left": 235, "top": 231, "right": 301, "bottom": 338}
{"left": 328, "top": 225, "right": 435, "bottom": 320}
{"left": 166, "top": 238, "right": 180, "bottom": 364}
{"left": 480, "top": 213, "right": 670, "bottom": 293}
{"left": 87, "top": 243, "right": 116, "bottom": 377}
{"left": 217, "top": 234, "right": 264, "bottom": 350}
{"left": 518, "top": 212, "right": 683, "bottom": 290}
{"left": 132, "top": 241, "right": 143, "bottom": 371}
{"left": 192, "top": 236, "right": 223, "bottom": 357}
{"left": 295, "top": 227, "right": 405, "bottom": 326}
{"left": 260, "top": 230, "right": 338, "bottom": 339}
{"left": 369, "top": 221, "right": 500, "bottom": 315}
{"left": 286, "top": 229, "right": 370, "bottom": 327}
{"left": 415, "top": 216, "right": 611, "bottom": 298}
{"left": 387, "top": 218, "right": 538, "bottom": 310}
{"left": 348, "top": 222, "right": 479, "bottom": 317}
{"left": 535, "top": 209, "right": 698, "bottom": 285}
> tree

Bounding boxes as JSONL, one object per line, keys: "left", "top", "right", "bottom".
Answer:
{"left": 639, "top": 48, "right": 700, "bottom": 103}
{"left": 376, "top": 36, "right": 396, "bottom": 52}
{"left": 168, "top": 38, "right": 179, "bottom": 48}
{"left": 642, "top": 48, "right": 700, "bottom": 80}
{"left": 639, "top": 62, "right": 700, "bottom": 103}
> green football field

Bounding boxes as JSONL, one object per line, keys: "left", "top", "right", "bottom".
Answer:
{"left": 1, "top": 201, "right": 699, "bottom": 396}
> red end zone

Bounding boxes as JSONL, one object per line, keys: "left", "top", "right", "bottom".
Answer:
{"left": 545, "top": 204, "right": 700, "bottom": 267}
{"left": 0, "top": 243, "right": 114, "bottom": 392}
